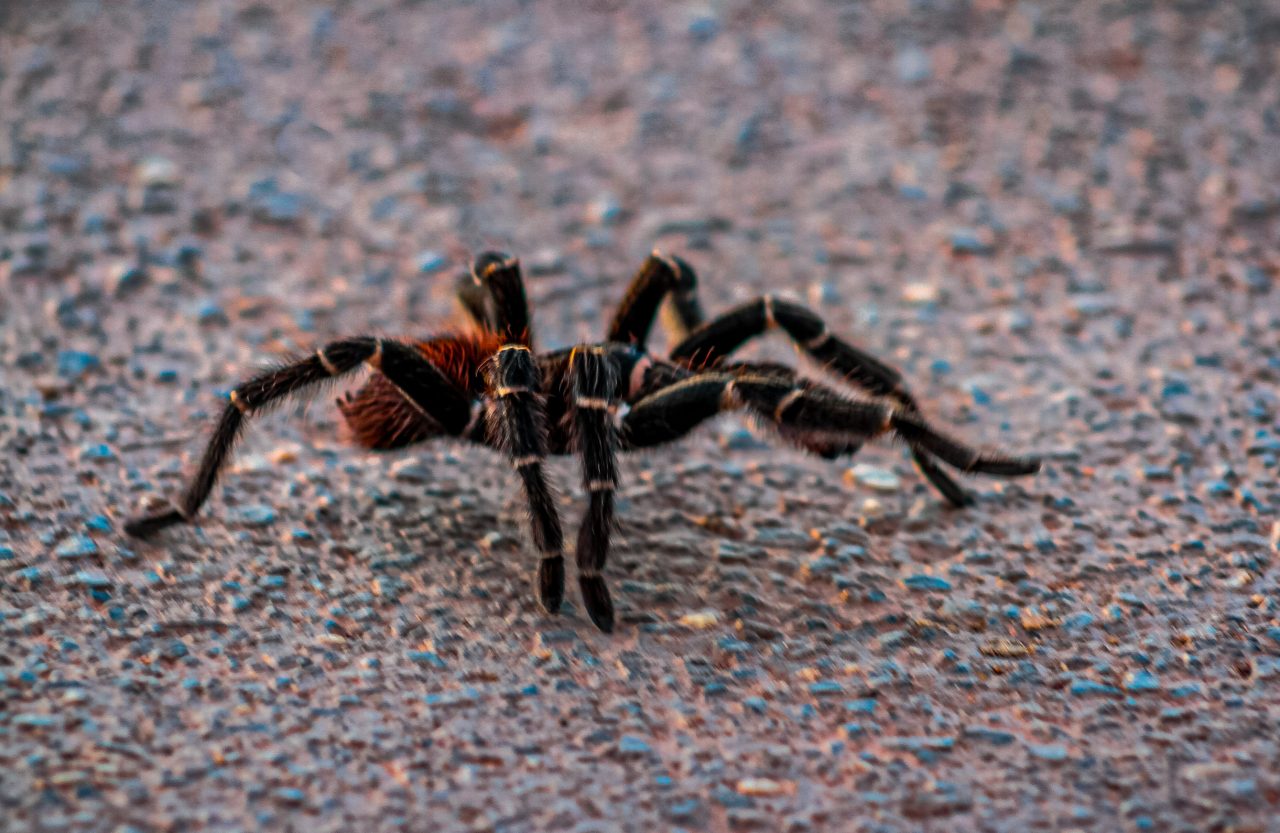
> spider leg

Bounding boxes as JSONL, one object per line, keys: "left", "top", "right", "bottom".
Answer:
{"left": 606, "top": 251, "right": 704, "bottom": 347}
{"left": 622, "top": 370, "right": 1038, "bottom": 480}
{"left": 729, "top": 375, "right": 1038, "bottom": 477}
{"left": 621, "top": 372, "right": 739, "bottom": 450}
{"left": 670, "top": 296, "right": 1001, "bottom": 505}
{"left": 484, "top": 344, "right": 566, "bottom": 615}
{"left": 622, "top": 371, "right": 888, "bottom": 451}
{"left": 124, "top": 338, "right": 472, "bottom": 537}
{"left": 716, "top": 362, "right": 864, "bottom": 459}
{"left": 455, "top": 271, "right": 495, "bottom": 332}
{"left": 567, "top": 346, "right": 622, "bottom": 632}
{"left": 472, "top": 252, "right": 533, "bottom": 347}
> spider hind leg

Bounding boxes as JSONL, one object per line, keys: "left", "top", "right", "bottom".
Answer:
{"left": 669, "top": 294, "right": 1034, "bottom": 506}
{"left": 622, "top": 367, "right": 1040, "bottom": 501}
{"left": 124, "top": 337, "right": 472, "bottom": 538}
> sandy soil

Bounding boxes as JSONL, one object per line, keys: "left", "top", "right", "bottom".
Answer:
{"left": 2, "top": 1, "right": 1279, "bottom": 831}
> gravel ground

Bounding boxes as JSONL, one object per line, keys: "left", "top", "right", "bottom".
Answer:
{"left": 3, "top": 1, "right": 1280, "bottom": 831}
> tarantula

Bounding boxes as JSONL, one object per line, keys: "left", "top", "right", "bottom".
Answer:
{"left": 125, "top": 251, "right": 1040, "bottom": 631}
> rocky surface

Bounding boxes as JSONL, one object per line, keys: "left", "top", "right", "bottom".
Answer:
{"left": 2, "top": 1, "right": 1279, "bottom": 831}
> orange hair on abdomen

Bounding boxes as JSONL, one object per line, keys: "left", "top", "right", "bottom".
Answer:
{"left": 337, "top": 332, "right": 503, "bottom": 450}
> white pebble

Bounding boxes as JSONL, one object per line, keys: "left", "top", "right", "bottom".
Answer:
{"left": 849, "top": 463, "right": 901, "bottom": 492}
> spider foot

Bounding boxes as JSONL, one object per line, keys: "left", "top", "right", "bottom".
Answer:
{"left": 123, "top": 504, "right": 186, "bottom": 538}
{"left": 537, "top": 555, "right": 566, "bottom": 614}
{"left": 579, "top": 574, "right": 615, "bottom": 633}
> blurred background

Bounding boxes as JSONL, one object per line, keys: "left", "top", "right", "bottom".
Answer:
{"left": 2, "top": 2, "right": 1279, "bottom": 831}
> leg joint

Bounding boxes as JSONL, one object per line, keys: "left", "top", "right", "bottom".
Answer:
{"left": 316, "top": 347, "right": 340, "bottom": 375}
{"left": 772, "top": 298, "right": 826, "bottom": 342}
{"left": 762, "top": 295, "right": 778, "bottom": 329}
{"left": 773, "top": 388, "right": 805, "bottom": 422}
{"left": 364, "top": 338, "right": 385, "bottom": 369}
{"left": 804, "top": 329, "right": 831, "bottom": 350}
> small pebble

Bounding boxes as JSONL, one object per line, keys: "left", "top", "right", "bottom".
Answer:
{"left": 678, "top": 610, "right": 719, "bottom": 629}
{"left": 273, "top": 788, "right": 305, "bottom": 806}
{"left": 390, "top": 458, "right": 431, "bottom": 483}
{"left": 901, "top": 283, "right": 938, "bottom": 304}
{"left": 847, "top": 464, "right": 901, "bottom": 492}
{"left": 408, "top": 651, "right": 446, "bottom": 669}
{"left": 618, "top": 735, "right": 651, "bottom": 756}
{"left": 1026, "top": 743, "right": 1069, "bottom": 762}
{"left": 417, "top": 251, "right": 447, "bottom": 273}
{"left": 196, "top": 301, "right": 228, "bottom": 326}
{"left": 233, "top": 505, "right": 276, "bottom": 527}
{"left": 57, "top": 351, "right": 100, "bottom": 380}
{"left": 884, "top": 736, "right": 955, "bottom": 753}
{"left": 1070, "top": 679, "right": 1120, "bottom": 697}
{"left": 109, "top": 263, "right": 149, "bottom": 297}
{"left": 950, "top": 228, "right": 995, "bottom": 255}
{"left": 963, "top": 726, "right": 1016, "bottom": 746}
{"left": 736, "top": 778, "right": 791, "bottom": 797}
{"left": 135, "top": 156, "right": 179, "bottom": 186}
{"left": 55, "top": 535, "right": 98, "bottom": 559}
{"left": 845, "top": 698, "right": 877, "bottom": 715}
{"left": 903, "top": 574, "right": 952, "bottom": 592}
{"left": 79, "top": 444, "right": 116, "bottom": 462}
{"left": 1123, "top": 670, "right": 1160, "bottom": 693}
{"left": 894, "top": 45, "right": 932, "bottom": 83}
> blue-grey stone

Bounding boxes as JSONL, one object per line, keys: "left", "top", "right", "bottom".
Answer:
{"left": 234, "top": 505, "right": 276, "bottom": 527}
{"left": 1026, "top": 743, "right": 1068, "bottom": 762}
{"left": 885, "top": 736, "right": 955, "bottom": 753}
{"left": 417, "top": 251, "right": 447, "bottom": 273}
{"left": 894, "top": 46, "right": 932, "bottom": 83}
{"left": 1123, "top": 670, "right": 1160, "bottom": 693}
{"left": 1070, "top": 679, "right": 1119, "bottom": 697}
{"left": 963, "top": 726, "right": 1016, "bottom": 746}
{"left": 618, "top": 735, "right": 651, "bottom": 755}
{"left": 57, "top": 351, "right": 100, "bottom": 379}
{"left": 79, "top": 444, "right": 116, "bottom": 462}
{"left": 903, "top": 574, "right": 952, "bottom": 592}
{"left": 55, "top": 535, "right": 98, "bottom": 559}
{"left": 950, "top": 228, "right": 994, "bottom": 255}
{"left": 408, "top": 651, "right": 446, "bottom": 669}
{"left": 844, "top": 698, "right": 877, "bottom": 715}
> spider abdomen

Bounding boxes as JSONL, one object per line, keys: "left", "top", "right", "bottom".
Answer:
{"left": 338, "top": 331, "right": 502, "bottom": 449}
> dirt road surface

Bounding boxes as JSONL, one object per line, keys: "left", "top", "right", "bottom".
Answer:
{"left": 3, "top": 1, "right": 1279, "bottom": 831}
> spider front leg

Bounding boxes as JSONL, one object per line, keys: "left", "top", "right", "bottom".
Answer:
{"left": 124, "top": 337, "right": 472, "bottom": 537}
{"left": 567, "top": 346, "right": 622, "bottom": 632}
{"left": 467, "top": 252, "right": 534, "bottom": 347}
{"left": 671, "top": 295, "right": 988, "bottom": 506}
{"left": 606, "top": 251, "right": 704, "bottom": 348}
{"left": 484, "top": 345, "right": 566, "bottom": 615}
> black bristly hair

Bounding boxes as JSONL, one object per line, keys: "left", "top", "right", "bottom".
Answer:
{"left": 125, "top": 249, "right": 1041, "bottom": 632}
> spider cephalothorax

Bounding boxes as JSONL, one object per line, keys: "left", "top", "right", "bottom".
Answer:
{"left": 125, "top": 251, "right": 1040, "bottom": 631}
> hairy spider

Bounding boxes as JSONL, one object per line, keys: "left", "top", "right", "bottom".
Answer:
{"left": 125, "top": 251, "right": 1040, "bottom": 631}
